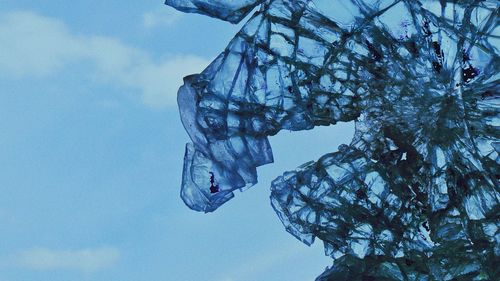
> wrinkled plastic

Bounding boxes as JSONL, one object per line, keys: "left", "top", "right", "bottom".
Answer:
{"left": 168, "top": 0, "right": 500, "bottom": 279}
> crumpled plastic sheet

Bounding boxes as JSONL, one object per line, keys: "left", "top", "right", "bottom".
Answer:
{"left": 168, "top": 0, "right": 500, "bottom": 279}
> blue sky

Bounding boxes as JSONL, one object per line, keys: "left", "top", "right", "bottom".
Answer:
{"left": 0, "top": 1, "right": 354, "bottom": 280}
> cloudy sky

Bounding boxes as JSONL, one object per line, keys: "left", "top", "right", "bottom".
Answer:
{"left": 0, "top": 1, "right": 355, "bottom": 280}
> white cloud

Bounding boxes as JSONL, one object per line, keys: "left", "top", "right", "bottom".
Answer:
{"left": 0, "top": 11, "right": 209, "bottom": 107}
{"left": 142, "top": 8, "right": 183, "bottom": 28}
{"left": 14, "top": 246, "right": 120, "bottom": 272}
